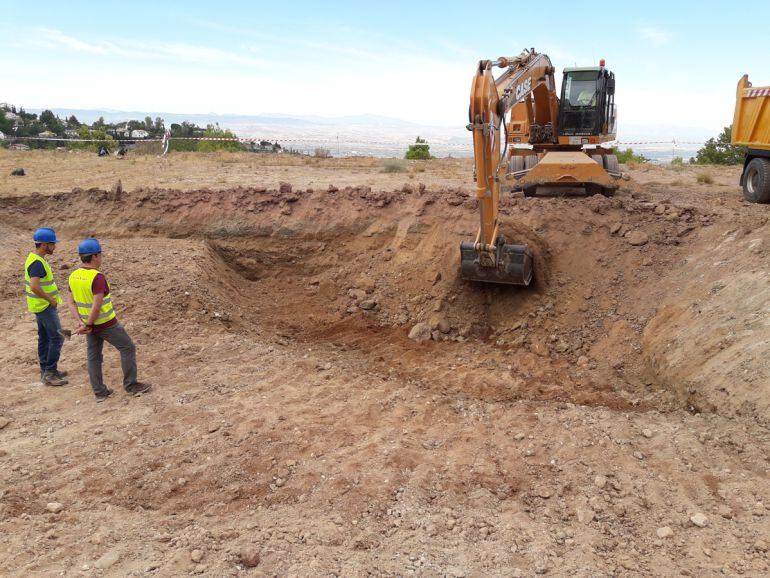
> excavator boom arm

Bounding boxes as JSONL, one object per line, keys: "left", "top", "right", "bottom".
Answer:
{"left": 468, "top": 49, "right": 557, "bottom": 248}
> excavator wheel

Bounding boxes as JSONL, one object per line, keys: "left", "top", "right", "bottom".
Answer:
{"left": 459, "top": 236, "right": 534, "bottom": 286}
{"left": 508, "top": 155, "right": 525, "bottom": 173}
{"left": 604, "top": 154, "right": 620, "bottom": 174}
{"left": 525, "top": 154, "right": 538, "bottom": 170}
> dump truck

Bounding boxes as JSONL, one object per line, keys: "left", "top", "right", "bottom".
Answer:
{"left": 732, "top": 75, "right": 770, "bottom": 203}
{"left": 461, "top": 48, "right": 619, "bottom": 285}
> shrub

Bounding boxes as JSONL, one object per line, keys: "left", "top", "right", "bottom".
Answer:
{"left": 382, "top": 159, "right": 407, "bottom": 173}
{"left": 314, "top": 147, "right": 331, "bottom": 158}
{"left": 693, "top": 126, "right": 746, "bottom": 165}
{"left": 614, "top": 147, "right": 648, "bottom": 164}
{"left": 405, "top": 136, "right": 432, "bottom": 160}
{"left": 671, "top": 156, "right": 684, "bottom": 165}
{"left": 70, "top": 126, "right": 113, "bottom": 152}
{"left": 696, "top": 172, "right": 714, "bottom": 184}
{"left": 197, "top": 125, "right": 242, "bottom": 152}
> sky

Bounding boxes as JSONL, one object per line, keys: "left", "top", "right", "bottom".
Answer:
{"left": 3, "top": 0, "right": 769, "bottom": 135}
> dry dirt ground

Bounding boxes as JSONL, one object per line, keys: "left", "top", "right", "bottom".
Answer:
{"left": 0, "top": 150, "right": 768, "bottom": 577}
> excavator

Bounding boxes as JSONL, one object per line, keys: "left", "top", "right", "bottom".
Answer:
{"left": 460, "top": 48, "right": 619, "bottom": 285}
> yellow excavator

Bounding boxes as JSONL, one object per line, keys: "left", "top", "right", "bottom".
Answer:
{"left": 461, "top": 48, "right": 619, "bottom": 285}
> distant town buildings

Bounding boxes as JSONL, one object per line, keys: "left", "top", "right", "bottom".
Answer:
{"left": 130, "top": 129, "right": 149, "bottom": 139}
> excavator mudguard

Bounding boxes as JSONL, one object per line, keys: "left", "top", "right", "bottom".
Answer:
{"left": 460, "top": 237, "right": 533, "bottom": 286}
{"left": 519, "top": 151, "right": 618, "bottom": 192}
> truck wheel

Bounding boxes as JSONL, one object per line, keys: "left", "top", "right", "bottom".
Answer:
{"left": 743, "top": 158, "right": 770, "bottom": 203}
{"left": 604, "top": 154, "right": 619, "bottom": 173}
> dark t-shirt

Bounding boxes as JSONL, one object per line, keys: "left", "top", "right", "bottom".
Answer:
{"left": 27, "top": 261, "right": 46, "bottom": 279}
{"left": 91, "top": 273, "right": 118, "bottom": 333}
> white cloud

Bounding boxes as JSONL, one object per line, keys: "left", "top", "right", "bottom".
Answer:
{"left": 30, "top": 28, "right": 268, "bottom": 68}
{"left": 638, "top": 26, "right": 672, "bottom": 46}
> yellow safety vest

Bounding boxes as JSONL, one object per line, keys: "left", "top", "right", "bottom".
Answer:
{"left": 68, "top": 268, "right": 116, "bottom": 325}
{"left": 24, "top": 253, "right": 62, "bottom": 313}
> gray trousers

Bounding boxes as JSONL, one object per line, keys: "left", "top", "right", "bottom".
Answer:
{"left": 86, "top": 323, "right": 137, "bottom": 395}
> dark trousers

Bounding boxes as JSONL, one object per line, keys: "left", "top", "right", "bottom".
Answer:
{"left": 86, "top": 323, "right": 138, "bottom": 395}
{"left": 34, "top": 306, "right": 64, "bottom": 372}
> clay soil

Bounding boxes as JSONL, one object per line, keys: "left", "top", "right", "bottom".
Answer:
{"left": 0, "top": 150, "right": 768, "bottom": 577}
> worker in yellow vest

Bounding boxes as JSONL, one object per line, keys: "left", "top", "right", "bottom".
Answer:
{"left": 66, "top": 238, "right": 151, "bottom": 402}
{"left": 24, "top": 228, "right": 68, "bottom": 387}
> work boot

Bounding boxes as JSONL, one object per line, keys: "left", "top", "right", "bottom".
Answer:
{"left": 125, "top": 382, "right": 152, "bottom": 396}
{"left": 53, "top": 369, "right": 68, "bottom": 378}
{"left": 95, "top": 388, "right": 114, "bottom": 402}
{"left": 42, "top": 371, "right": 68, "bottom": 387}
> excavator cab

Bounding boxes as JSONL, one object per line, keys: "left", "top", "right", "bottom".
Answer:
{"left": 559, "top": 67, "right": 616, "bottom": 138}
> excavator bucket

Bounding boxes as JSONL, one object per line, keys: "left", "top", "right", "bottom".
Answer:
{"left": 460, "top": 237, "right": 534, "bottom": 285}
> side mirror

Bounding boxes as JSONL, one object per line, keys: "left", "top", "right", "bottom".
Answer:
{"left": 606, "top": 77, "right": 616, "bottom": 95}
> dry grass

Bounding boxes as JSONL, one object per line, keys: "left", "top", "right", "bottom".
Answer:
{"left": 697, "top": 172, "right": 715, "bottom": 184}
{"left": 381, "top": 159, "right": 407, "bottom": 173}
{"left": 0, "top": 149, "right": 473, "bottom": 197}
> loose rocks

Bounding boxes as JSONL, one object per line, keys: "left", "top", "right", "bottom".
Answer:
{"left": 239, "top": 547, "right": 260, "bottom": 568}
{"left": 626, "top": 230, "right": 649, "bottom": 246}
{"left": 408, "top": 322, "right": 432, "bottom": 343}
{"left": 690, "top": 513, "right": 708, "bottom": 527}
{"left": 46, "top": 502, "right": 63, "bottom": 514}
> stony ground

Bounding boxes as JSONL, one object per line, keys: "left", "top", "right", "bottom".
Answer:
{"left": 0, "top": 150, "right": 768, "bottom": 577}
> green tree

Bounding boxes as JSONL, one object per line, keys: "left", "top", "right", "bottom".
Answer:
{"left": 0, "top": 110, "right": 13, "bottom": 134}
{"left": 144, "top": 116, "right": 153, "bottom": 131}
{"left": 40, "top": 109, "right": 56, "bottom": 128}
{"left": 405, "top": 136, "right": 432, "bottom": 160}
{"left": 694, "top": 126, "right": 746, "bottom": 165}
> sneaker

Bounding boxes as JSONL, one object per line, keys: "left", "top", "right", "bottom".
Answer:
{"left": 53, "top": 369, "right": 68, "bottom": 378}
{"left": 42, "top": 371, "right": 68, "bottom": 387}
{"left": 95, "top": 388, "right": 114, "bottom": 402}
{"left": 125, "top": 382, "right": 152, "bottom": 396}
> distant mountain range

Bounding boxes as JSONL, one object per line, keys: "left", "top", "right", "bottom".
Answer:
{"left": 27, "top": 108, "right": 715, "bottom": 161}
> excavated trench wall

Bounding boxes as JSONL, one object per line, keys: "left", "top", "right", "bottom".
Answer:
{"left": 2, "top": 185, "right": 766, "bottom": 420}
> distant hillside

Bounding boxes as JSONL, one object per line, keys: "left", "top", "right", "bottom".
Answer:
{"left": 18, "top": 107, "right": 713, "bottom": 161}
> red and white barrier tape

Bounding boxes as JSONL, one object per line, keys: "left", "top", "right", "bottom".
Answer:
{"left": 6, "top": 135, "right": 707, "bottom": 147}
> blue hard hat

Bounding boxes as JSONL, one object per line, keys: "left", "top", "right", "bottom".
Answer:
{"left": 78, "top": 238, "right": 102, "bottom": 255}
{"left": 33, "top": 227, "right": 59, "bottom": 243}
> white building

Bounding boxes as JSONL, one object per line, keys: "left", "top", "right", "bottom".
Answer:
{"left": 64, "top": 129, "right": 79, "bottom": 138}
{"left": 130, "top": 129, "right": 150, "bottom": 139}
